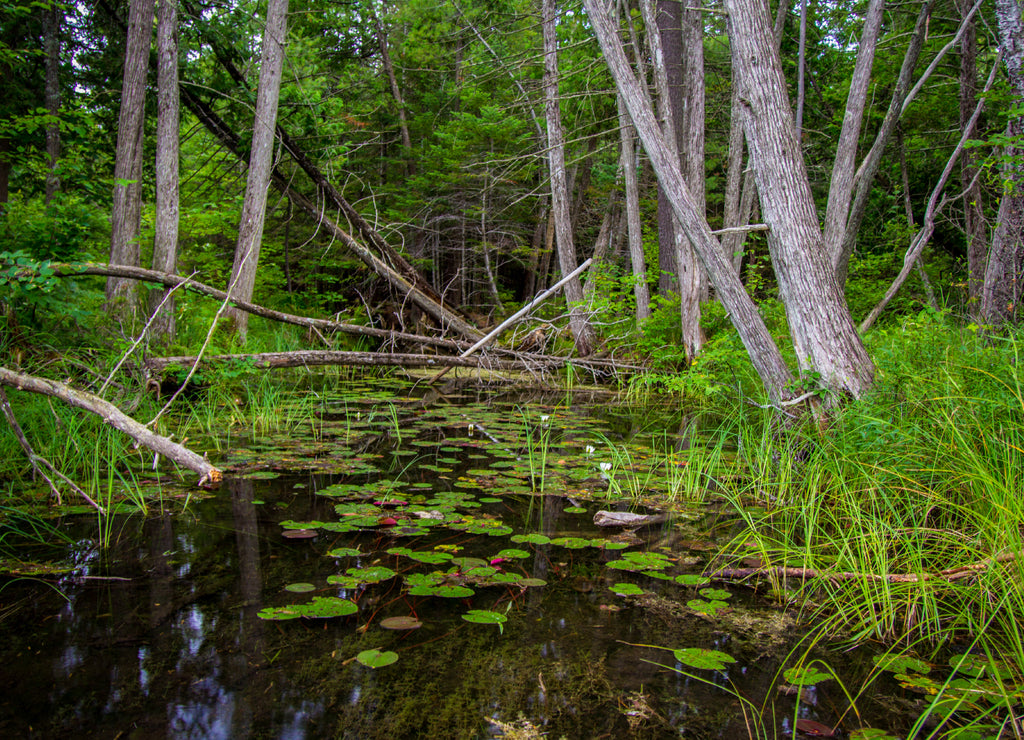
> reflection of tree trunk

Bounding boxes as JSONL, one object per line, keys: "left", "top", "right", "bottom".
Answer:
{"left": 230, "top": 478, "right": 264, "bottom": 684}
{"left": 149, "top": 514, "right": 175, "bottom": 629}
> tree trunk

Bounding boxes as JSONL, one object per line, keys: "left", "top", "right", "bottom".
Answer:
{"left": 226, "top": 0, "right": 289, "bottom": 342}
{"left": 795, "top": 0, "right": 807, "bottom": 137}
{"left": 542, "top": 0, "right": 595, "bottom": 356}
{"left": 42, "top": 1, "right": 61, "bottom": 205}
{"left": 106, "top": 0, "right": 155, "bottom": 320}
{"left": 150, "top": 0, "right": 180, "bottom": 344}
{"left": 617, "top": 93, "right": 650, "bottom": 322}
{"left": 982, "top": 0, "right": 1024, "bottom": 326}
{"left": 372, "top": 7, "right": 413, "bottom": 176}
{"left": 584, "top": 0, "right": 794, "bottom": 403}
{"left": 958, "top": 0, "right": 986, "bottom": 309}
{"left": 725, "top": 0, "right": 874, "bottom": 397}
{"left": 820, "top": 0, "right": 885, "bottom": 262}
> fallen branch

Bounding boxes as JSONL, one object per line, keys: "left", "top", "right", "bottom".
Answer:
{"left": 0, "top": 367, "right": 221, "bottom": 487}
{"left": 710, "top": 551, "right": 1019, "bottom": 585}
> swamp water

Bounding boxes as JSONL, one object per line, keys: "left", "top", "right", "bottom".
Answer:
{"left": 0, "top": 380, "right": 927, "bottom": 738}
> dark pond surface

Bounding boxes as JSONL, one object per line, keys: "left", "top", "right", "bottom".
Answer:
{"left": 0, "top": 380, "right": 913, "bottom": 739}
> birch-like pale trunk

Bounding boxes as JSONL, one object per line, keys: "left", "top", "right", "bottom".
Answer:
{"left": 226, "top": 0, "right": 289, "bottom": 342}
{"left": 724, "top": 0, "right": 874, "bottom": 397}
{"left": 107, "top": 0, "right": 155, "bottom": 319}
{"left": 584, "top": 0, "right": 794, "bottom": 403}
{"left": 617, "top": 94, "right": 650, "bottom": 322}
{"left": 542, "top": 0, "right": 595, "bottom": 356}
{"left": 958, "top": 0, "right": 987, "bottom": 308}
{"left": 150, "top": 0, "right": 180, "bottom": 343}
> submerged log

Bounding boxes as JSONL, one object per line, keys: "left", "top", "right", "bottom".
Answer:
{"left": 593, "top": 510, "right": 670, "bottom": 528}
{"left": 0, "top": 366, "right": 221, "bottom": 487}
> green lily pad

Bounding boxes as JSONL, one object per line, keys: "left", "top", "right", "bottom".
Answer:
{"left": 699, "top": 588, "right": 732, "bottom": 601}
{"left": 873, "top": 654, "right": 930, "bottom": 675}
{"left": 356, "top": 649, "right": 399, "bottom": 668}
{"left": 347, "top": 566, "right": 396, "bottom": 583}
{"left": 405, "top": 550, "right": 453, "bottom": 564}
{"left": 511, "top": 533, "right": 551, "bottom": 545}
{"left": 280, "top": 520, "right": 323, "bottom": 529}
{"left": 326, "top": 575, "right": 362, "bottom": 588}
{"left": 257, "top": 606, "right": 304, "bottom": 621}
{"left": 284, "top": 582, "right": 316, "bottom": 593}
{"left": 496, "top": 549, "right": 530, "bottom": 559}
{"left": 675, "top": 574, "right": 711, "bottom": 586}
{"left": 450, "top": 557, "right": 487, "bottom": 570}
{"left": 948, "top": 653, "right": 1002, "bottom": 679}
{"left": 327, "top": 547, "right": 363, "bottom": 558}
{"left": 519, "top": 578, "right": 547, "bottom": 587}
{"left": 783, "top": 665, "right": 832, "bottom": 686}
{"left": 564, "top": 506, "right": 587, "bottom": 514}
{"left": 610, "top": 583, "right": 644, "bottom": 596}
{"left": 673, "top": 647, "right": 737, "bottom": 671}
{"left": 849, "top": 730, "right": 900, "bottom": 740}
{"left": 479, "top": 497, "right": 502, "bottom": 503}
{"left": 687, "top": 599, "right": 729, "bottom": 616}
{"left": 462, "top": 609, "right": 508, "bottom": 628}
{"left": 299, "top": 597, "right": 358, "bottom": 618}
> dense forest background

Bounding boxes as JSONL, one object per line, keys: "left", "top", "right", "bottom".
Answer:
{"left": 1, "top": 0, "right": 1021, "bottom": 393}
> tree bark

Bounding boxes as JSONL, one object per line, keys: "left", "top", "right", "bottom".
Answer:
{"left": 107, "top": 0, "right": 155, "bottom": 319}
{"left": 617, "top": 93, "right": 650, "bottom": 322}
{"left": 795, "top": 0, "right": 807, "bottom": 137}
{"left": 584, "top": 0, "right": 794, "bottom": 403}
{"left": 372, "top": 6, "right": 413, "bottom": 176}
{"left": 42, "top": 1, "right": 61, "bottom": 205}
{"left": 542, "top": 0, "right": 596, "bottom": 356}
{"left": 0, "top": 367, "right": 221, "bottom": 487}
{"left": 982, "top": 0, "right": 1024, "bottom": 326}
{"left": 958, "top": 0, "right": 986, "bottom": 309}
{"left": 821, "top": 0, "right": 885, "bottom": 263}
{"left": 150, "top": 0, "right": 180, "bottom": 344}
{"left": 226, "top": 0, "right": 288, "bottom": 342}
{"left": 725, "top": 0, "right": 874, "bottom": 397}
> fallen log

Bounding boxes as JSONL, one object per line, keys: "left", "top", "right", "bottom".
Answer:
{"left": 46, "top": 262, "right": 468, "bottom": 352}
{"left": 710, "top": 551, "right": 1019, "bottom": 585}
{"left": 0, "top": 367, "right": 221, "bottom": 487}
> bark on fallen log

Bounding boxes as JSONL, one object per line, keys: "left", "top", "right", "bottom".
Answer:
{"left": 710, "top": 551, "right": 1019, "bottom": 585}
{"left": 0, "top": 367, "right": 222, "bottom": 487}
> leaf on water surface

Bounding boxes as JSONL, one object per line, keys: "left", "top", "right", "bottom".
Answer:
{"left": 848, "top": 730, "right": 899, "bottom": 740}
{"left": 282, "top": 529, "right": 318, "bottom": 539}
{"left": 511, "top": 533, "right": 551, "bottom": 545}
{"left": 346, "top": 566, "right": 396, "bottom": 583}
{"left": 327, "top": 575, "right": 362, "bottom": 588}
{"left": 673, "top": 648, "right": 737, "bottom": 671}
{"left": 794, "top": 718, "right": 836, "bottom": 737}
{"left": 399, "top": 550, "right": 452, "bottom": 564}
{"left": 479, "top": 497, "right": 502, "bottom": 504}
{"left": 408, "top": 584, "right": 475, "bottom": 598}
{"left": 300, "top": 597, "right": 359, "bottom": 618}
{"left": 450, "top": 557, "right": 487, "bottom": 570}
{"left": 686, "top": 599, "right": 729, "bottom": 616}
{"left": 466, "top": 566, "right": 498, "bottom": 578}
{"left": 550, "top": 537, "right": 591, "bottom": 549}
{"left": 327, "top": 547, "right": 363, "bottom": 558}
{"left": 496, "top": 549, "right": 530, "bottom": 559}
{"left": 356, "top": 649, "right": 399, "bottom": 668}
{"left": 642, "top": 570, "right": 673, "bottom": 580}
{"left": 606, "top": 560, "right": 645, "bottom": 572}
{"left": 610, "top": 583, "right": 644, "bottom": 596}
{"left": 380, "top": 616, "right": 422, "bottom": 630}
{"left": 491, "top": 572, "right": 522, "bottom": 583}
{"left": 246, "top": 471, "right": 280, "bottom": 480}
{"left": 257, "top": 606, "right": 304, "bottom": 620}
{"left": 675, "top": 574, "right": 711, "bottom": 587}
{"left": 699, "top": 588, "right": 732, "bottom": 601}
{"left": 948, "top": 653, "right": 1004, "bottom": 680}
{"left": 872, "top": 654, "right": 930, "bottom": 675}
{"left": 518, "top": 578, "right": 547, "bottom": 587}
{"left": 564, "top": 507, "right": 587, "bottom": 514}
{"left": 280, "top": 520, "right": 324, "bottom": 529}
{"left": 285, "top": 582, "right": 316, "bottom": 593}
{"left": 783, "top": 665, "right": 832, "bottom": 686}
{"left": 462, "top": 609, "right": 508, "bottom": 626}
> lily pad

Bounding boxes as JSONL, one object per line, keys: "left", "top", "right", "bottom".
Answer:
{"left": 346, "top": 566, "right": 396, "bottom": 584}
{"left": 850, "top": 730, "right": 900, "bottom": 740}
{"left": 564, "top": 506, "right": 587, "bottom": 514}
{"left": 280, "top": 520, "right": 323, "bottom": 529}
{"left": 783, "top": 665, "right": 832, "bottom": 686}
{"left": 687, "top": 599, "right": 729, "bottom": 616}
{"left": 326, "top": 575, "right": 362, "bottom": 588}
{"left": 511, "top": 533, "right": 551, "bottom": 545}
{"left": 327, "top": 547, "right": 363, "bottom": 558}
{"left": 550, "top": 537, "right": 591, "bottom": 549}
{"left": 699, "top": 587, "right": 732, "bottom": 601}
{"left": 675, "top": 574, "right": 711, "bottom": 587}
{"left": 299, "top": 596, "right": 359, "bottom": 618}
{"left": 610, "top": 583, "right": 644, "bottom": 596}
{"left": 282, "top": 529, "right": 318, "bottom": 539}
{"left": 380, "top": 616, "right": 423, "bottom": 630}
{"left": 462, "top": 609, "right": 508, "bottom": 628}
{"left": 673, "top": 647, "right": 737, "bottom": 671}
{"left": 284, "top": 582, "right": 316, "bottom": 593}
{"left": 257, "top": 606, "right": 304, "bottom": 621}
{"left": 356, "top": 649, "right": 399, "bottom": 668}
{"left": 519, "top": 578, "right": 547, "bottom": 587}
{"left": 496, "top": 549, "right": 530, "bottom": 559}
{"left": 873, "top": 654, "right": 930, "bottom": 675}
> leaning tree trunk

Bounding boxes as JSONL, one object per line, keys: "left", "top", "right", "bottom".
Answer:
{"left": 150, "top": 0, "right": 180, "bottom": 344}
{"left": 107, "top": 0, "right": 155, "bottom": 320}
{"left": 724, "top": 0, "right": 874, "bottom": 398}
{"left": 542, "top": 0, "right": 596, "bottom": 356}
{"left": 584, "top": 0, "right": 794, "bottom": 403}
{"left": 982, "top": 0, "right": 1024, "bottom": 326}
{"left": 226, "top": 0, "right": 288, "bottom": 342}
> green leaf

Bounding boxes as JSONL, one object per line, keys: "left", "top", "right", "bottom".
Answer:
{"left": 673, "top": 648, "right": 737, "bottom": 671}
{"left": 284, "top": 582, "right": 316, "bottom": 593}
{"left": 609, "top": 582, "right": 644, "bottom": 596}
{"left": 783, "top": 665, "right": 832, "bottom": 686}
{"left": 872, "top": 654, "right": 930, "bottom": 675}
{"left": 356, "top": 649, "right": 399, "bottom": 668}
{"left": 462, "top": 609, "right": 508, "bottom": 629}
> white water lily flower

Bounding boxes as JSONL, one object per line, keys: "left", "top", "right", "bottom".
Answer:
{"left": 599, "top": 462, "right": 612, "bottom": 472}
{"left": 585, "top": 445, "right": 596, "bottom": 456}
{"left": 540, "top": 415, "right": 549, "bottom": 423}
